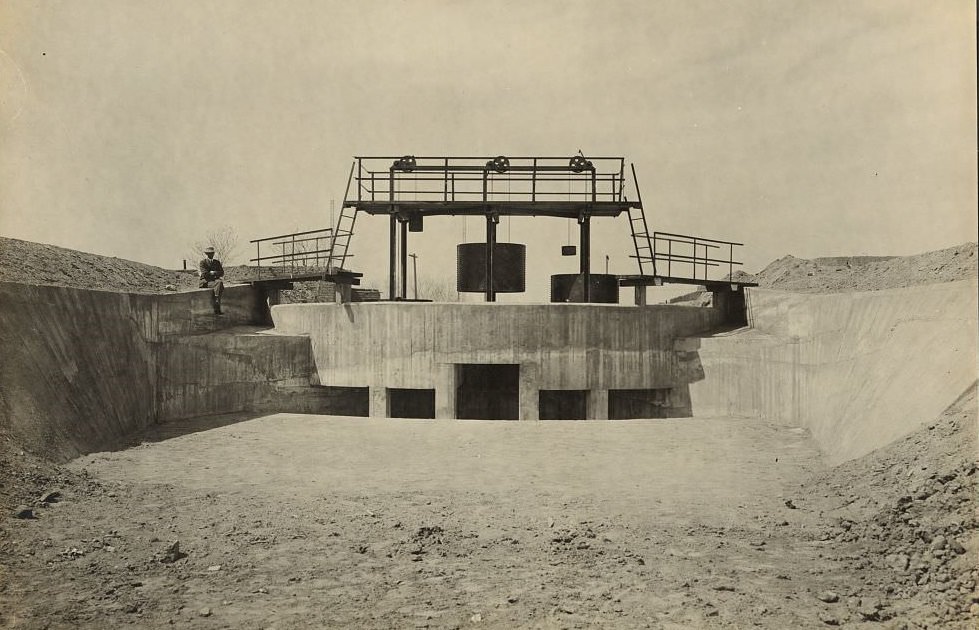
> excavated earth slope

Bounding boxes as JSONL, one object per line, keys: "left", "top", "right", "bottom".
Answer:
{"left": 0, "top": 236, "right": 308, "bottom": 294}
{"left": 731, "top": 242, "right": 977, "bottom": 293}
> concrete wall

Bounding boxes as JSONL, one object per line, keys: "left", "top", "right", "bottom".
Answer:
{"left": 157, "top": 330, "right": 314, "bottom": 421}
{"left": 0, "top": 283, "right": 158, "bottom": 462}
{"left": 0, "top": 282, "right": 341, "bottom": 462}
{"left": 132, "top": 284, "right": 266, "bottom": 339}
{"left": 272, "top": 302, "right": 724, "bottom": 390}
{"left": 688, "top": 279, "right": 978, "bottom": 463}
{"left": 272, "top": 302, "right": 726, "bottom": 419}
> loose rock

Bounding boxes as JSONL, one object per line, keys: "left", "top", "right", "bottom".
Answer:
{"left": 38, "top": 490, "right": 62, "bottom": 505}
{"left": 12, "top": 506, "right": 36, "bottom": 519}
{"left": 159, "top": 541, "right": 186, "bottom": 564}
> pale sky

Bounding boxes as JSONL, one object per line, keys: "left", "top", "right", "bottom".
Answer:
{"left": 1, "top": 1, "right": 976, "bottom": 299}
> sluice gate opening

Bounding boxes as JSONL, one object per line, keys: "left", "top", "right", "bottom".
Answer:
{"left": 539, "top": 390, "right": 589, "bottom": 420}
{"left": 388, "top": 388, "right": 436, "bottom": 419}
{"left": 455, "top": 364, "right": 520, "bottom": 420}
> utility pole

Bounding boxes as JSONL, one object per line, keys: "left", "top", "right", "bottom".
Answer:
{"left": 409, "top": 253, "right": 418, "bottom": 300}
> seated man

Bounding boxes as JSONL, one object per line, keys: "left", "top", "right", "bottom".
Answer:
{"left": 199, "top": 246, "right": 225, "bottom": 314}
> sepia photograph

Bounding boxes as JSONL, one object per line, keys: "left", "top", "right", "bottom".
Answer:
{"left": 1, "top": 1, "right": 976, "bottom": 628}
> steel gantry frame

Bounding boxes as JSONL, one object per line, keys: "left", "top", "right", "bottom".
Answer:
{"left": 342, "top": 155, "right": 642, "bottom": 302}
{"left": 329, "top": 154, "right": 753, "bottom": 303}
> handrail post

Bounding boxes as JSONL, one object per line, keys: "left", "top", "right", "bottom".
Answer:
{"left": 688, "top": 240, "right": 693, "bottom": 279}
{"left": 618, "top": 158, "right": 625, "bottom": 201}
{"left": 357, "top": 159, "right": 363, "bottom": 202}
{"left": 389, "top": 166, "right": 396, "bottom": 299}
{"left": 531, "top": 158, "right": 537, "bottom": 202}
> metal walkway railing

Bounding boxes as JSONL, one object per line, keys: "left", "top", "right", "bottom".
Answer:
{"left": 649, "top": 232, "right": 745, "bottom": 282}
{"left": 349, "top": 155, "right": 628, "bottom": 205}
{"left": 249, "top": 228, "right": 343, "bottom": 278}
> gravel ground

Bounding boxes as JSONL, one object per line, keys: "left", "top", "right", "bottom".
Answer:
{"left": 0, "top": 415, "right": 903, "bottom": 628}
{"left": 1, "top": 393, "right": 975, "bottom": 629}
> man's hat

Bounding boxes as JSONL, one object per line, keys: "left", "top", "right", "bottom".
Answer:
{"left": 204, "top": 246, "right": 215, "bottom": 254}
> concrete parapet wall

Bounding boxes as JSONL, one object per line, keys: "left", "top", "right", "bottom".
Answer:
{"left": 271, "top": 302, "right": 725, "bottom": 392}
{"left": 688, "top": 279, "right": 978, "bottom": 463}
{"left": 133, "top": 285, "right": 264, "bottom": 340}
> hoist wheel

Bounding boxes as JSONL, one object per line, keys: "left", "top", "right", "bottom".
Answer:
{"left": 569, "top": 155, "right": 592, "bottom": 172}
{"left": 487, "top": 155, "right": 510, "bottom": 173}
{"left": 394, "top": 155, "right": 417, "bottom": 171}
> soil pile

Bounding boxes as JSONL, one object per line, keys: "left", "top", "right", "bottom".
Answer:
{"left": 734, "top": 242, "right": 977, "bottom": 293}
{"left": 0, "top": 237, "right": 202, "bottom": 293}
{"left": 799, "top": 386, "right": 978, "bottom": 628}
{"left": 0, "top": 237, "right": 306, "bottom": 294}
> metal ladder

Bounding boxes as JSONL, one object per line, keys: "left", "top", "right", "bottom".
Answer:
{"left": 627, "top": 163, "right": 656, "bottom": 275}
{"left": 325, "top": 162, "right": 359, "bottom": 272}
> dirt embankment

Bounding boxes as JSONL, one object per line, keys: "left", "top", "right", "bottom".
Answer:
{"left": 731, "top": 242, "right": 977, "bottom": 293}
{"left": 799, "top": 386, "right": 978, "bottom": 628}
{"left": 0, "top": 237, "right": 303, "bottom": 294}
{"left": 0, "top": 237, "right": 202, "bottom": 293}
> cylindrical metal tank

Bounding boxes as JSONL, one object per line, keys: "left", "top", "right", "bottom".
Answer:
{"left": 457, "top": 243, "right": 526, "bottom": 293}
{"left": 550, "top": 273, "right": 619, "bottom": 303}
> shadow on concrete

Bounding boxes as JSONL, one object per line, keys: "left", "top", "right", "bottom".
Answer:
{"left": 134, "top": 412, "right": 268, "bottom": 446}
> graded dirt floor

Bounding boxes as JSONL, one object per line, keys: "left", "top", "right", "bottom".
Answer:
{"left": 5, "top": 412, "right": 965, "bottom": 630}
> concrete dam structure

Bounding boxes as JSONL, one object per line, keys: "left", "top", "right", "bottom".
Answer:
{"left": 1, "top": 276, "right": 974, "bottom": 466}
{"left": 271, "top": 301, "right": 726, "bottom": 421}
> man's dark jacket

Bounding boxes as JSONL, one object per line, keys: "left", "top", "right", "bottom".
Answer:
{"left": 199, "top": 257, "right": 225, "bottom": 288}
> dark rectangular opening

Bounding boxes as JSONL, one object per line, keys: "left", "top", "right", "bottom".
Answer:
{"left": 608, "top": 388, "right": 672, "bottom": 420}
{"left": 388, "top": 388, "right": 436, "bottom": 419}
{"left": 317, "top": 386, "right": 369, "bottom": 417}
{"left": 539, "top": 390, "right": 588, "bottom": 420}
{"left": 456, "top": 364, "right": 519, "bottom": 420}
